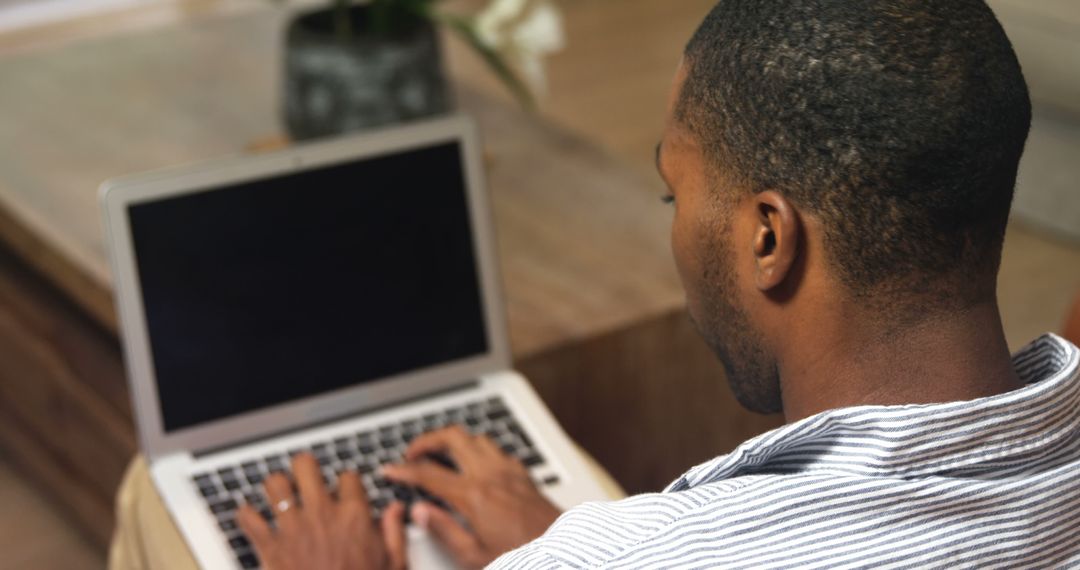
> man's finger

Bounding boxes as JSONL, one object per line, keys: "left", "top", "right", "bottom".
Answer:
{"left": 472, "top": 432, "right": 509, "bottom": 460}
{"left": 236, "top": 504, "right": 274, "bottom": 554}
{"left": 263, "top": 473, "right": 300, "bottom": 531}
{"left": 382, "top": 462, "right": 465, "bottom": 508}
{"left": 412, "top": 502, "right": 485, "bottom": 569}
{"left": 337, "top": 470, "right": 368, "bottom": 505}
{"left": 290, "top": 453, "right": 330, "bottom": 515}
{"left": 403, "top": 425, "right": 476, "bottom": 463}
{"left": 381, "top": 501, "right": 409, "bottom": 570}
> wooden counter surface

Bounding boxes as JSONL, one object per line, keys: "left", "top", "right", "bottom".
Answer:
{"left": 0, "top": 6, "right": 684, "bottom": 356}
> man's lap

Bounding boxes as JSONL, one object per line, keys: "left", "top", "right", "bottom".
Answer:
{"left": 109, "top": 456, "right": 200, "bottom": 570}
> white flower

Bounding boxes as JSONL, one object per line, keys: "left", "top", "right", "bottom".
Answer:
{"left": 475, "top": 0, "right": 529, "bottom": 48}
{"left": 474, "top": 0, "right": 565, "bottom": 96}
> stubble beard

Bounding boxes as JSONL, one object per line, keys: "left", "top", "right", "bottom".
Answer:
{"left": 692, "top": 215, "right": 783, "bottom": 415}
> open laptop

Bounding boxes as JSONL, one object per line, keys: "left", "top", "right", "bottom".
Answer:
{"left": 100, "top": 116, "right": 610, "bottom": 569}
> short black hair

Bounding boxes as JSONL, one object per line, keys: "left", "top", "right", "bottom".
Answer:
{"left": 678, "top": 0, "right": 1031, "bottom": 309}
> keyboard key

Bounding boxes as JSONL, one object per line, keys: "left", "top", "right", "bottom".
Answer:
{"left": 522, "top": 453, "right": 545, "bottom": 468}
{"left": 247, "top": 472, "right": 265, "bottom": 485}
{"left": 500, "top": 443, "right": 517, "bottom": 456}
{"left": 223, "top": 479, "right": 242, "bottom": 491}
{"left": 209, "top": 498, "right": 237, "bottom": 514}
{"left": 218, "top": 467, "right": 239, "bottom": 480}
{"left": 487, "top": 408, "right": 510, "bottom": 421}
{"left": 416, "top": 488, "right": 451, "bottom": 511}
{"left": 393, "top": 485, "right": 415, "bottom": 503}
{"left": 265, "top": 456, "right": 287, "bottom": 473}
{"left": 340, "top": 464, "right": 359, "bottom": 476}
{"left": 193, "top": 474, "right": 213, "bottom": 487}
{"left": 424, "top": 452, "right": 459, "bottom": 472}
{"left": 198, "top": 484, "right": 219, "bottom": 498}
{"left": 229, "top": 534, "right": 251, "bottom": 549}
{"left": 237, "top": 552, "right": 260, "bottom": 568}
{"left": 509, "top": 423, "right": 534, "bottom": 448}
{"left": 542, "top": 475, "right": 560, "bottom": 486}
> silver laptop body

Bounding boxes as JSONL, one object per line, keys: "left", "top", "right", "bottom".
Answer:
{"left": 100, "top": 116, "right": 609, "bottom": 569}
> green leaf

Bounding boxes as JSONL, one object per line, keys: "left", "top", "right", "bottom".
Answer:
{"left": 368, "top": 0, "right": 438, "bottom": 36}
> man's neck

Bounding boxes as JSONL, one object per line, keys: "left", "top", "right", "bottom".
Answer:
{"left": 777, "top": 300, "right": 1024, "bottom": 423}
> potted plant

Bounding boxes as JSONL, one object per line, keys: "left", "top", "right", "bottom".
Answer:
{"left": 282, "top": 0, "right": 564, "bottom": 140}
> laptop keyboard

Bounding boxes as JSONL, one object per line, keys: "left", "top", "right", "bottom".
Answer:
{"left": 192, "top": 396, "right": 555, "bottom": 569}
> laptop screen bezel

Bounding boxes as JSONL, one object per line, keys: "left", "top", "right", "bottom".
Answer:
{"left": 100, "top": 116, "right": 512, "bottom": 461}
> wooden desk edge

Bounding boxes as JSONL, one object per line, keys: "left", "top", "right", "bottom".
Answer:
{"left": 0, "top": 199, "right": 118, "bottom": 334}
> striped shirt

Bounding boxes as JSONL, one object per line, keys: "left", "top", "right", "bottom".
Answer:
{"left": 493, "top": 333, "right": 1080, "bottom": 569}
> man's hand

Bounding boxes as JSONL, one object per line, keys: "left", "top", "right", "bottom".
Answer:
{"left": 236, "top": 453, "right": 407, "bottom": 570}
{"left": 382, "top": 426, "right": 562, "bottom": 569}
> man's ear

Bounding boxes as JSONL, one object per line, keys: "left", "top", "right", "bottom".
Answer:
{"left": 751, "top": 191, "right": 800, "bottom": 292}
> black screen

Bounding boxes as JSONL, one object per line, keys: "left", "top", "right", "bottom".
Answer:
{"left": 129, "top": 142, "right": 489, "bottom": 432}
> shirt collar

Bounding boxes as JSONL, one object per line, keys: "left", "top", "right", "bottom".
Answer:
{"left": 667, "top": 333, "right": 1080, "bottom": 492}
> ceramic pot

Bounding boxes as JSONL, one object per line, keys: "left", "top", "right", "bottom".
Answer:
{"left": 284, "top": 6, "right": 452, "bottom": 140}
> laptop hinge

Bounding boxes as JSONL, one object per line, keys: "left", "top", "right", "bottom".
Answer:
{"left": 193, "top": 379, "right": 480, "bottom": 459}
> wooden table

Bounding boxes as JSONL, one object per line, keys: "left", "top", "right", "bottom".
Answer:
{"left": 0, "top": 5, "right": 781, "bottom": 550}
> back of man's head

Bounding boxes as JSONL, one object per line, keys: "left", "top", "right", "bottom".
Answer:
{"left": 678, "top": 0, "right": 1031, "bottom": 313}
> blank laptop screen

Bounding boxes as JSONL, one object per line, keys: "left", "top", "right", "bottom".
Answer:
{"left": 128, "top": 142, "right": 489, "bottom": 433}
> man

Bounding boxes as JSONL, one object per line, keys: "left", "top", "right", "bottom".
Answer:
{"left": 235, "top": 0, "right": 1080, "bottom": 567}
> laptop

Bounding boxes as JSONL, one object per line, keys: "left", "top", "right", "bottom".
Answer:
{"left": 100, "top": 116, "right": 610, "bottom": 569}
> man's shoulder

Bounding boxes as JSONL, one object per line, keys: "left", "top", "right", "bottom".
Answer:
{"left": 488, "top": 474, "right": 786, "bottom": 568}
{"left": 488, "top": 470, "right": 971, "bottom": 568}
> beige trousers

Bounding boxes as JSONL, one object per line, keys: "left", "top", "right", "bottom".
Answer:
{"left": 108, "top": 452, "right": 625, "bottom": 570}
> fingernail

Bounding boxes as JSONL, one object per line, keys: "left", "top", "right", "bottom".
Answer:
{"left": 411, "top": 502, "right": 429, "bottom": 529}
